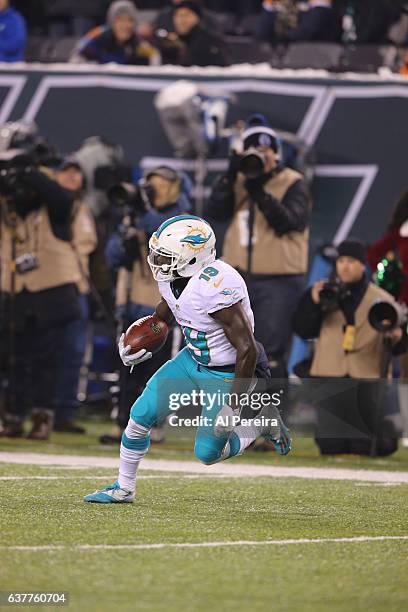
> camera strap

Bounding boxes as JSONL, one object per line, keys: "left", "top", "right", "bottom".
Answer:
{"left": 342, "top": 325, "right": 356, "bottom": 352}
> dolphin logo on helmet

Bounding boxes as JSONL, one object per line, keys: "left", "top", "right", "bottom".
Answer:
{"left": 181, "top": 234, "right": 210, "bottom": 246}
{"left": 148, "top": 215, "right": 216, "bottom": 282}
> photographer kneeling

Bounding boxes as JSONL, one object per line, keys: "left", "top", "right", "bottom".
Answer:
{"left": 104, "top": 166, "right": 191, "bottom": 442}
{"left": 293, "top": 239, "right": 407, "bottom": 456}
{"left": 0, "top": 156, "right": 81, "bottom": 439}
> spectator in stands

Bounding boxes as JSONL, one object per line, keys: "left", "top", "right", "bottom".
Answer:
{"left": 158, "top": 0, "right": 230, "bottom": 66}
{"left": 154, "top": 0, "right": 221, "bottom": 36}
{"left": 340, "top": 0, "right": 401, "bottom": 44}
{"left": 292, "top": 239, "right": 406, "bottom": 457}
{"left": 0, "top": 0, "right": 27, "bottom": 62}
{"left": 287, "top": 0, "right": 340, "bottom": 42}
{"left": 43, "top": 1, "right": 109, "bottom": 39}
{"left": 399, "top": 50, "right": 408, "bottom": 75}
{"left": 256, "top": 0, "right": 300, "bottom": 44}
{"left": 257, "top": 0, "right": 340, "bottom": 45}
{"left": 72, "top": 0, "right": 160, "bottom": 65}
{"left": 388, "top": 1, "right": 408, "bottom": 46}
{"left": 205, "top": 115, "right": 311, "bottom": 378}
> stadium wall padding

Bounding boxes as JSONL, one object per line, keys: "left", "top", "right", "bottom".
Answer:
{"left": 1, "top": 64, "right": 408, "bottom": 249}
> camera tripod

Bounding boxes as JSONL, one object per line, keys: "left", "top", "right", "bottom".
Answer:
{"left": 0, "top": 200, "right": 19, "bottom": 421}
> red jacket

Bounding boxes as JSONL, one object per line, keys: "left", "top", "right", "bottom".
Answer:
{"left": 367, "top": 229, "right": 408, "bottom": 305}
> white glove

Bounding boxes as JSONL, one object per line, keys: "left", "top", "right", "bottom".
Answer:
{"left": 214, "top": 404, "right": 240, "bottom": 437}
{"left": 118, "top": 333, "right": 152, "bottom": 368}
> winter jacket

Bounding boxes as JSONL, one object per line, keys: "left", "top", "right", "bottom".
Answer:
{"left": 0, "top": 7, "right": 26, "bottom": 62}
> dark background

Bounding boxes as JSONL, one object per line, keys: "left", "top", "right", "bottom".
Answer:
{"left": 1, "top": 66, "right": 408, "bottom": 252}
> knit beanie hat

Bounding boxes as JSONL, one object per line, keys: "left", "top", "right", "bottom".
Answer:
{"left": 108, "top": 0, "right": 138, "bottom": 25}
{"left": 173, "top": 1, "right": 203, "bottom": 18}
{"left": 337, "top": 239, "right": 367, "bottom": 265}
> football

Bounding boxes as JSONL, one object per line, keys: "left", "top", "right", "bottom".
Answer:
{"left": 124, "top": 315, "right": 169, "bottom": 355}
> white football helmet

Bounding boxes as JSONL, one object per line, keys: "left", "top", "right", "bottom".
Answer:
{"left": 148, "top": 215, "right": 216, "bottom": 282}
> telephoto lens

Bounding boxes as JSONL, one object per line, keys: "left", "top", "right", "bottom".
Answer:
{"left": 368, "top": 300, "right": 407, "bottom": 332}
{"left": 239, "top": 148, "right": 266, "bottom": 179}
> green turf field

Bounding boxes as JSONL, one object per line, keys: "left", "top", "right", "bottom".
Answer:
{"left": 1, "top": 425, "right": 408, "bottom": 612}
{"left": 1, "top": 418, "right": 408, "bottom": 471}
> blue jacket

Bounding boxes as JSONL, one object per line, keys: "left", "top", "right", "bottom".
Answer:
{"left": 77, "top": 26, "right": 154, "bottom": 65}
{"left": 106, "top": 198, "right": 192, "bottom": 270}
{"left": 0, "top": 8, "right": 26, "bottom": 62}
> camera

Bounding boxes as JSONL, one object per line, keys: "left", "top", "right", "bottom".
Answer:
{"left": 108, "top": 181, "right": 154, "bottom": 270}
{"left": 368, "top": 300, "right": 408, "bottom": 333}
{"left": 15, "top": 252, "right": 39, "bottom": 274}
{"left": 0, "top": 150, "right": 36, "bottom": 206}
{"left": 239, "top": 148, "right": 267, "bottom": 179}
{"left": 108, "top": 181, "right": 155, "bottom": 219}
{"left": 94, "top": 164, "right": 132, "bottom": 192}
{"left": 154, "top": 29, "right": 183, "bottom": 49}
{"left": 319, "top": 278, "right": 351, "bottom": 310}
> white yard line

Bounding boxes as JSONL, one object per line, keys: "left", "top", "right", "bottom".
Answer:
{"left": 0, "top": 474, "right": 234, "bottom": 481}
{"left": 354, "top": 482, "right": 402, "bottom": 487}
{"left": 0, "top": 475, "right": 179, "bottom": 481}
{"left": 2, "top": 536, "right": 408, "bottom": 553}
{"left": 1, "top": 452, "right": 408, "bottom": 483}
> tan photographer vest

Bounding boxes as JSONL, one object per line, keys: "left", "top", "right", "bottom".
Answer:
{"left": 71, "top": 200, "right": 98, "bottom": 294}
{"left": 1, "top": 205, "right": 81, "bottom": 293}
{"left": 310, "top": 283, "right": 397, "bottom": 379}
{"left": 223, "top": 168, "right": 309, "bottom": 275}
{"left": 115, "top": 235, "right": 160, "bottom": 308}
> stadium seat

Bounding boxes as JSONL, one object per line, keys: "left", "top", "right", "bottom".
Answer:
{"left": 24, "top": 36, "right": 48, "bottom": 62}
{"left": 235, "top": 13, "right": 260, "bottom": 36}
{"left": 227, "top": 36, "right": 275, "bottom": 64}
{"left": 280, "top": 42, "right": 343, "bottom": 70}
{"left": 340, "top": 45, "right": 395, "bottom": 73}
{"left": 211, "top": 12, "right": 237, "bottom": 34}
{"left": 44, "top": 38, "right": 79, "bottom": 63}
{"left": 395, "top": 46, "right": 408, "bottom": 73}
{"left": 380, "top": 46, "right": 400, "bottom": 71}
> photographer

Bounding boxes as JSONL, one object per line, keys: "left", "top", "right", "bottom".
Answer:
{"left": 292, "top": 239, "right": 407, "bottom": 456}
{"left": 205, "top": 117, "right": 311, "bottom": 378}
{"left": 52, "top": 159, "right": 97, "bottom": 434}
{"left": 102, "top": 166, "right": 191, "bottom": 443}
{"left": 0, "top": 159, "right": 81, "bottom": 439}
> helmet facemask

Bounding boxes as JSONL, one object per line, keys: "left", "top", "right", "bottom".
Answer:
{"left": 147, "top": 215, "right": 217, "bottom": 282}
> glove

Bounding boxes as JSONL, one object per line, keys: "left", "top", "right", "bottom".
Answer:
{"left": 122, "top": 236, "right": 141, "bottom": 271}
{"left": 214, "top": 404, "right": 240, "bottom": 437}
{"left": 118, "top": 333, "right": 152, "bottom": 368}
{"left": 244, "top": 175, "right": 267, "bottom": 197}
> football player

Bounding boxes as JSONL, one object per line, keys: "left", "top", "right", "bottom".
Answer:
{"left": 84, "top": 215, "right": 291, "bottom": 503}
